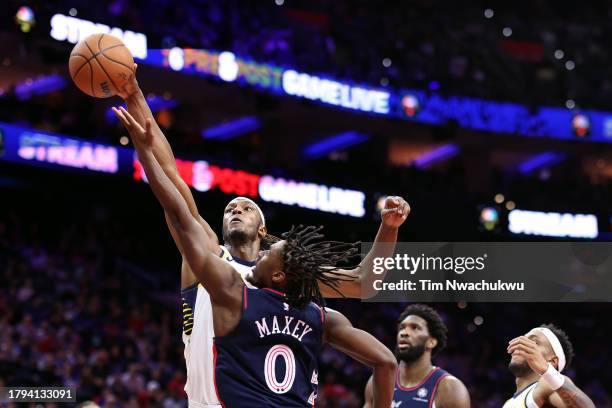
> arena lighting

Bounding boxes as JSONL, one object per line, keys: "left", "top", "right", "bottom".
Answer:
{"left": 14, "top": 75, "right": 66, "bottom": 101}
{"left": 218, "top": 51, "right": 239, "bottom": 82}
{"left": 143, "top": 48, "right": 612, "bottom": 143}
{"left": 479, "top": 207, "right": 499, "bottom": 231}
{"left": 201, "top": 116, "right": 261, "bottom": 140}
{"left": 302, "top": 131, "right": 369, "bottom": 159}
{"left": 258, "top": 175, "right": 366, "bottom": 217}
{"left": 106, "top": 95, "right": 178, "bottom": 123}
{"left": 134, "top": 160, "right": 367, "bottom": 217}
{"left": 49, "top": 13, "right": 147, "bottom": 59}
{"left": 508, "top": 209, "right": 598, "bottom": 239}
{"left": 517, "top": 151, "right": 567, "bottom": 174}
{"left": 15, "top": 6, "right": 35, "bottom": 32}
{"left": 413, "top": 144, "right": 460, "bottom": 169}
{"left": 1, "top": 121, "right": 367, "bottom": 217}
{"left": 10, "top": 128, "right": 119, "bottom": 173}
{"left": 282, "top": 70, "right": 390, "bottom": 114}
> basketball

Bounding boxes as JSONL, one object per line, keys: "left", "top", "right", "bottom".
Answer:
{"left": 68, "top": 33, "right": 134, "bottom": 98}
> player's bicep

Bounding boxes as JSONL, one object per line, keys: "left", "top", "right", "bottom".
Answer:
{"left": 324, "top": 308, "right": 392, "bottom": 367}
{"left": 435, "top": 376, "right": 470, "bottom": 408}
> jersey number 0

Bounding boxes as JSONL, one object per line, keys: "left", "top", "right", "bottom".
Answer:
{"left": 264, "top": 344, "right": 296, "bottom": 394}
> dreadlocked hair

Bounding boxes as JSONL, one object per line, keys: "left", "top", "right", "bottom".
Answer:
{"left": 281, "top": 225, "right": 360, "bottom": 309}
{"left": 261, "top": 233, "right": 281, "bottom": 250}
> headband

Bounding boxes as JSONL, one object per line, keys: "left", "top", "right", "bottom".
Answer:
{"left": 527, "top": 327, "right": 566, "bottom": 372}
{"left": 229, "top": 197, "right": 266, "bottom": 226}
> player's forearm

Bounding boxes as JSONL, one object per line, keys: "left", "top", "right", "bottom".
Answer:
{"left": 126, "top": 90, "right": 177, "bottom": 174}
{"left": 555, "top": 383, "right": 595, "bottom": 408}
{"left": 371, "top": 361, "right": 396, "bottom": 408}
{"left": 134, "top": 143, "right": 192, "bottom": 231}
{"left": 361, "top": 223, "right": 398, "bottom": 275}
{"left": 355, "top": 223, "right": 398, "bottom": 297}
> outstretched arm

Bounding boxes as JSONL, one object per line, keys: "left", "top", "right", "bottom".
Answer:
{"left": 117, "top": 70, "right": 220, "bottom": 287}
{"left": 113, "top": 108, "right": 242, "bottom": 309}
{"left": 320, "top": 196, "right": 410, "bottom": 299}
{"left": 324, "top": 308, "right": 396, "bottom": 408}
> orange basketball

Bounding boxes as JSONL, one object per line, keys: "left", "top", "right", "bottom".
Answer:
{"left": 68, "top": 33, "right": 134, "bottom": 98}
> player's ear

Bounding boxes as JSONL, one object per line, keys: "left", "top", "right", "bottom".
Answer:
{"left": 258, "top": 225, "right": 268, "bottom": 238}
{"left": 549, "top": 355, "right": 559, "bottom": 370}
{"left": 271, "top": 269, "right": 285, "bottom": 284}
{"left": 427, "top": 337, "right": 438, "bottom": 351}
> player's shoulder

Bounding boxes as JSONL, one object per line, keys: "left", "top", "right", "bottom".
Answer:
{"left": 219, "top": 245, "right": 233, "bottom": 261}
{"left": 435, "top": 373, "right": 470, "bottom": 405}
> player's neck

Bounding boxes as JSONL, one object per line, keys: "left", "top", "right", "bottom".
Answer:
{"left": 227, "top": 242, "right": 259, "bottom": 262}
{"left": 515, "top": 372, "right": 540, "bottom": 393}
{"left": 398, "top": 357, "right": 434, "bottom": 387}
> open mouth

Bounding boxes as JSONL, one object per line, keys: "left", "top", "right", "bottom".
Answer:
{"left": 230, "top": 218, "right": 243, "bottom": 224}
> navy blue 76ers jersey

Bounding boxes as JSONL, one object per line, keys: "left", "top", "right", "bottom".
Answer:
{"left": 214, "top": 287, "right": 324, "bottom": 407}
{"left": 393, "top": 367, "right": 448, "bottom": 408}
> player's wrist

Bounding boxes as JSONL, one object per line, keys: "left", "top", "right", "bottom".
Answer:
{"left": 540, "top": 363, "right": 565, "bottom": 390}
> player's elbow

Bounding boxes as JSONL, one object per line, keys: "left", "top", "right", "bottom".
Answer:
{"left": 373, "top": 348, "right": 397, "bottom": 371}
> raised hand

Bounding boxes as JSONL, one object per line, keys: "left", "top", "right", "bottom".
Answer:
{"left": 380, "top": 196, "right": 410, "bottom": 228}
{"left": 112, "top": 106, "right": 153, "bottom": 147}
{"left": 116, "top": 63, "right": 140, "bottom": 100}
{"left": 507, "top": 336, "right": 549, "bottom": 375}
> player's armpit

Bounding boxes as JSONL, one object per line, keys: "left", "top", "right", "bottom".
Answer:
{"left": 434, "top": 376, "right": 471, "bottom": 408}
{"left": 324, "top": 308, "right": 396, "bottom": 408}
{"left": 545, "top": 377, "right": 595, "bottom": 408}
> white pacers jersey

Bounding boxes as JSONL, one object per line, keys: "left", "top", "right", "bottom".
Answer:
{"left": 181, "top": 245, "right": 256, "bottom": 408}
{"left": 503, "top": 382, "right": 539, "bottom": 408}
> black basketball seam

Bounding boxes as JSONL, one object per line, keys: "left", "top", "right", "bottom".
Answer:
{"left": 97, "top": 33, "right": 105, "bottom": 52}
{"left": 99, "top": 50, "right": 134, "bottom": 71}
{"left": 89, "top": 61, "right": 94, "bottom": 97}
{"left": 85, "top": 41, "right": 119, "bottom": 97}
{"left": 98, "top": 33, "right": 133, "bottom": 71}
{"left": 93, "top": 57, "right": 120, "bottom": 96}
{"left": 70, "top": 44, "right": 126, "bottom": 79}
{"left": 70, "top": 54, "right": 91, "bottom": 79}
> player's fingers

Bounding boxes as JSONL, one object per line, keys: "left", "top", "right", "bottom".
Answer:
{"left": 145, "top": 118, "right": 153, "bottom": 136}
{"left": 112, "top": 107, "right": 130, "bottom": 127}
{"left": 384, "top": 196, "right": 399, "bottom": 207}
{"left": 401, "top": 202, "right": 411, "bottom": 215}
{"left": 508, "top": 336, "right": 532, "bottom": 346}
{"left": 381, "top": 207, "right": 399, "bottom": 215}
{"left": 118, "top": 106, "right": 132, "bottom": 121}
{"left": 511, "top": 337, "right": 537, "bottom": 349}
{"left": 118, "top": 106, "right": 139, "bottom": 128}
{"left": 133, "top": 63, "right": 138, "bottom": 73}
{"left": 508, "top": 343, "right": 536, "bottom": 356}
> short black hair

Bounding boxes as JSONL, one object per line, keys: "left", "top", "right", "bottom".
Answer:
{"left": 397, "top": 304, "right": 448, "bottom": 356}
{"left": 540, "top": 323, "right": 575, "bottom": 368}
{"left": 281, "top": 225, "right": 359, "bottom": 308}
